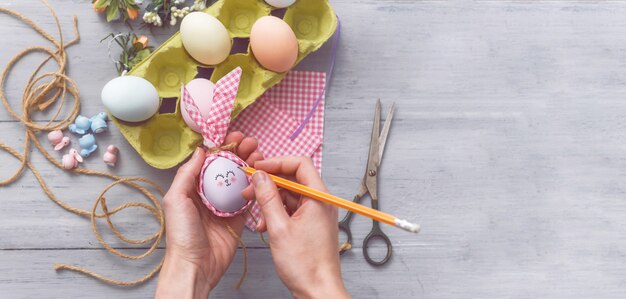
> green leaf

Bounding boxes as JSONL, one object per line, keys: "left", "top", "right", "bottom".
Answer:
{"left": 94, "top": 0, "right": 112, "bottom": 9}
{"left": 128, "top": 49, "right": 152, "bottom": 69}
{"left": 105, "top": 0, "right": 120, "bottom": 22}
{"left": 125, "top": 0, "right": 140, "bottom": 9}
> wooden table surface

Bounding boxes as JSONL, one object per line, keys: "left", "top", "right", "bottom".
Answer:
{"left": 3, "top": 0, "right": 626, "bottom": 298}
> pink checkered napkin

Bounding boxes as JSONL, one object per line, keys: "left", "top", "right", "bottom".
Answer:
{"left": 267, "top": 71, "right": 326, "bottom": 170}
{"left": 230, "top": 71, "right": 327, "bottom": 230}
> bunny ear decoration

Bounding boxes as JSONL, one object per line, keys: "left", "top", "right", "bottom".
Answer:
{"left": 181, "top": 67, "right": 243, "bottom": 148}
{"left": 70, "top": 149, "right": 83, "bottom": 163}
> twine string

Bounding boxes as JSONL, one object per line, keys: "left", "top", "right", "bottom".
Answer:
{"left": 0, "top": 0, "right": 251, "bottom": 288}
{"left": 0, "top": 0, "right": 165, "bottom": 286}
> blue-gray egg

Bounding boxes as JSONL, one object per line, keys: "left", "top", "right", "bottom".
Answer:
{"left": 101, "top": 76, "right": 159, "bottom": 122}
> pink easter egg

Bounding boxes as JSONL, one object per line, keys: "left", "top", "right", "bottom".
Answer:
{"left": 201, "top": 157, "right": 249, "bottom": 213}
{"left": 181, "top": 78, "right": 215, "bottom": 133}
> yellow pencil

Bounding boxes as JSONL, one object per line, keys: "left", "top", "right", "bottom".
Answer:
{"left": 240, "top": 167, "right": 420, "bottom": 233}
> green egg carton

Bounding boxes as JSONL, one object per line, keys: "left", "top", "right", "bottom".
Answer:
{"left": 113, "top": 0, "right": 337, "bottom": 169}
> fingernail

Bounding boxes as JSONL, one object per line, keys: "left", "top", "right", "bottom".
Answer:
{"left": 252, "top": 171, "right": 267, "bottom": 186}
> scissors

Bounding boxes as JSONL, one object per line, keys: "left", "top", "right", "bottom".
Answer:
{"left": 338, "top": 99, "right": 396, "bottom": 266}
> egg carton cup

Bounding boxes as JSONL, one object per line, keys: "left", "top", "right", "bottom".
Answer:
{"left": 112, "top": 0, "right": 337, "bottom": 169}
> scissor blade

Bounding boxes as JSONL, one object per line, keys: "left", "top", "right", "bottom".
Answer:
{"left": 378, "top": 102, "right": 396, "bottom": 162}
{"left": 364, "top": 99, "right": 381, "bottom": 198}
{"left": 367, "top": 99, "right": 381, "bottom": 170}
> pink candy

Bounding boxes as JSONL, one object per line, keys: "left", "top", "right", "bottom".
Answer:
{"left": 103, "top": 145, "right": 119, "bottom": 166}
{"left": 62, "top": 149, "right": 83, "bottom": 170}
{"left": 47, "top": 130, "right": 70, "bottom": 151}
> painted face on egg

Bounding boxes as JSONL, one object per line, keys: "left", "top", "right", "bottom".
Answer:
{"left": 201, "top": 157, "right": 249, "bottom": 213}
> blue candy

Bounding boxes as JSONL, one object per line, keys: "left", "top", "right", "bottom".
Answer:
{"left": 79, "top": 134, "right": 98, "bottom": 157}
{"left": 90, "top": 112, "right": 108, "bottom": 134}
{"left": 69, "top": 115, "right": 92, "bottom": 135}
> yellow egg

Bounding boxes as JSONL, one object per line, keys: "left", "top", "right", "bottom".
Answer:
{"left": 180, "top": 12, "right": 232, "bottom": 65}
{"left": 250, "top": 16, "right": 299, "bottom": 73}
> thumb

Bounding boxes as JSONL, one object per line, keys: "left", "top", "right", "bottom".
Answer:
{"left": 252, "top": 171, "right": 288, "bottom": 233}
{"left": 169, "top": 147, "right": 205, "bottom": 195}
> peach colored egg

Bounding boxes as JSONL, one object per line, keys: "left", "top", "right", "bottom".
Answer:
{"left": 250, "top": 16, "right": 298, "bottom": 73}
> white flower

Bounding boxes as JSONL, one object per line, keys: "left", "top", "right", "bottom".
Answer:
{"left": 191, "top": 0, "right": 206, "bottom": 10}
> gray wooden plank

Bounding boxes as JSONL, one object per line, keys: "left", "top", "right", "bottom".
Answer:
{"left": 1, "top": 246, "right": 626, "bottom": 298}
{"left": 3, "top": 0, "right": 626, "bottom": 298}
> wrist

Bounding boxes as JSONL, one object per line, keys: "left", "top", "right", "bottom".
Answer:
{"left": 292, "top": 267, "right": 349, "bottom": 299}
{"left": 156, "top": 252, "right": 212, "bottom": 299}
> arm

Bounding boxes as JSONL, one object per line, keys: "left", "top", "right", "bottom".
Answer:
{"left": 156, "top": 253, "right": 211, "bottom": 299}
{"left": 155, "top": 132, "right": 263, "bottom": 299}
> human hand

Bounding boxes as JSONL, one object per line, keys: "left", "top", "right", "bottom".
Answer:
{"left": 156, "top": 132, "right": 263, "bottom": 299}
{"left": 242, "top": 156, "right": 350, "bottom": 299}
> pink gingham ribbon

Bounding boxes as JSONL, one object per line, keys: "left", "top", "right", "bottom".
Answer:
{"left": 181, "top": 67, "right": 242, "bottom": 148}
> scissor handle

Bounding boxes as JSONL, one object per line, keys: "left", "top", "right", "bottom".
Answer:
{"left": 338, "top": 195, "right": 361, "bottom": 254}
{"left": 362, "top": 221, "right": 393, "bottom": 266}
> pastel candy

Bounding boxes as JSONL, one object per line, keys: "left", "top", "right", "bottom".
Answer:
{"left": 69, "top": 115, "right": 91, "bottom": 135}
{"left": 79, "top": 134, "right": 98, "bottom": 157}
{"left": 90, "top": 112, "right": 108, "bottom": 133}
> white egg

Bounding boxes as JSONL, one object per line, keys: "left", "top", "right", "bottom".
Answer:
{"left": 101, "top": 76, "right": 159, "bottom": 122}
{"left": 202, "top": 157, "right": 249, "bottom": 213}
{"left": 264, "top": 0, "right": 296, "bottom": 8}
{"left": 180, "top": 12, "right": 232, "bottom": 65}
